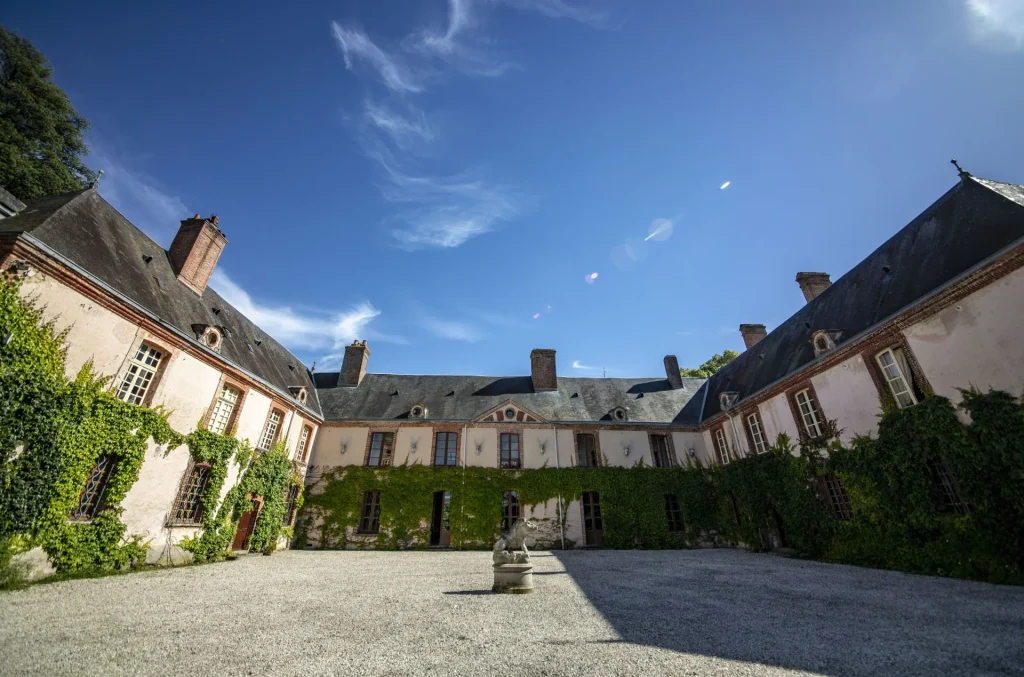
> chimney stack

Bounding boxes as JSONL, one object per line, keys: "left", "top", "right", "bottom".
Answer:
{"left": 339, "top": 340, "right": 370, "bottom": 387}
{"left": 169, "top": 214, "right": 227, "bottom": 295}
{"left": 530, "top": 349, "right": 557, "bottom": 391}
{"left": 739, "top": 324, "right": 767, "bottom": 350}
{"left": 795, "top": 272, "right": 831, "bottom": 303}
{"left": 664, "top": 355, "right": 682, "bottom": 389}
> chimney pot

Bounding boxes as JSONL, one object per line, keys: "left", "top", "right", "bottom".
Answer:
{"left": 168, "top": 213, "right": 228, "bottom": 295}
{"left": 530, "top": 349, "right": 557, "bottom": 391}
{"left": 739, "top": 324, "right": 768, "bottom": 350}
{"left": 795, "top": 272, "right": 832, "bottom": 303}
{"left": 339, "top": 340, "right": 370, "bottom": 387}
{"left": 664, "top": 355, "right": 682, "bottom": 389}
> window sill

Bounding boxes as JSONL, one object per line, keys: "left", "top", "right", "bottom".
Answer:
{"left": 166, "top": 520, "right": 203, "bottom": 528}
{"left": 356, "top": 531, "right": 380, "bottom": 536}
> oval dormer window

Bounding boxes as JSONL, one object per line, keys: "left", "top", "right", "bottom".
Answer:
{"left": 505, "top": 408, "right": 516, "bottom": 420}
{"left": 613, "top": 407, "right": 627, "bottom": 421}
{"left": 410, "top": 403, "right": 427, "bottom": 419}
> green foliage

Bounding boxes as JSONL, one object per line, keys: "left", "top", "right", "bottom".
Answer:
{"left": 679, "top": 350, "right": 739, "bottom": 378}
{"left": 0, "top": 27, "right": 95, "bottom": 199}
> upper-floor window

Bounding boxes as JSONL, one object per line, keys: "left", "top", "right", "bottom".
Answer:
{"left": 258, "top": 409, "right": 283, "bottom": 451}
{"left": 208, "top": 384, "right": 241, "bottom": 435}
{"left": 367, "top": 432, "right": 395, "bottom": 467}
{"left": 500, "top": 433, "right": 521, "bottom": 469}
{"left": 576, "top": 433, "right": 598, "bottom": 467}
{"left": 876, "top": 348, "right": 917, "bottom": 409}
{"left": 70, "top": 454, "right": 117, "bottom": 521}
{"left": 746, "top": 411, "right": 767, "bottom": 454}
{"left": 116, "top": 343, "right": 163, "bottom": 405}
{"left": 433, "top": 432, "right": 459, "bottom": 467}
{"left": 650, "top": 434, "right": 674, "bottom": 468}
{"left": 296, "top": 425, "right": 312, "bottom": 462}
{"left": 794, "top": 388, "right": 824, "bottom": 438}
{"left": 713, "top": 428, "right": 730, "bottom": 465}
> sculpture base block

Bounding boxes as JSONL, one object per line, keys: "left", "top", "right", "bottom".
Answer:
{"left": 492, "top": 563, "right": 534, "bottom": 594}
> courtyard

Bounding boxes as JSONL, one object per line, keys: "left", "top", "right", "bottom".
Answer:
{"left": 1, "top": 550, "right": 1023, "bottom": 676}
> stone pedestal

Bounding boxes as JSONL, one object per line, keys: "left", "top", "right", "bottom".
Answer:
{"left": 492, "top": 563, "right": 534, "bottom": 594}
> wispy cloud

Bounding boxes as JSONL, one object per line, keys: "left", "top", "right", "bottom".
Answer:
{"left": 409, "top": 0, "right": 516, "bottom": 77}
{"left": 420, "top": 316, "right": 484, "bottom": 342}
{"left": 91, "top": 150, "right": 190, "bottom": 244}
{"left": 331, "top": 22, "right": 425, "bottom": 92}
{"left": 498, "top": 0, "right": 608, "bottom": 26}
{"left": 571, "top": 360, "right": 603, "bottom": 372}
{"left": 364, "top": 99, "right": 435, "bottom": 150}
{"left": 966, "top": 0, "right": 1024, "bottom": 48}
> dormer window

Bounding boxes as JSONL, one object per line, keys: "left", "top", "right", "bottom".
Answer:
{"left": 611, "top": 407, "right": 628, "bottom": 421}
{"left": 192, "top": 324, "right": 223, "bottom": 352}
{"left": 410, "top": 403, "right": 427, "bottom": 419}
{"left": 811, "top": 330, "right": 838, "bottom": 357}
{"left": 719, "top": 391, "right": 739, "bottom": 411}
{"left": 288, "top": 386, "right": 308, "bottom": 404}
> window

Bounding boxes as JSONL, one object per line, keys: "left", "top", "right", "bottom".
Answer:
{"left": 367, "top": 432, "right": 395, "bottom": 467}
{"left": 664, "top": 494, "right": 684, "bottom": 532}
{"left": 258, "top": 409, "right": 283, "bottom": 450}
{"left": 500, "top": 433, "right": 521, "bottom": 469}
{"left": 501, "top": 491, "right": 520, "bottom": 532}
{"left": 297, "top": 426, "right": 312, "bottom": 462}
{"left": 170, "top": 462, "right": 211, "bottom": 525}
{"left": 876, "top": 348, "right": 917, "bottom": 409}
{"left": 746, "top": 411, "right": 767, "bottom": 454}
{"left": 116, "top": 343, "right": 163, "bottom": 405}
{"left": 650, "top": 434, "right": 674, "bottom": 468}
{"left": 207, "top": 384, "right": 241, "bottom": 435}
{"left": 576, "top": 433, "right": 598, "bottom": 467}
{"left": 794, "top": 388, "right": 824, "bottom": 438}
{"left": 929, "top": 457, "right": 969, "bottom": 515}
{"left": 70, "top": 454, "right": 117, "bottom": 521}
{"left": 713, "top": 428, "right": 730, "bottom": 465}
{"left": 433, "top": 432, "right": 459, "bottom": 466}
{"left": 358, "top": 491, "right": 380, "bottom": 533}
{"left": 820, "top": 474, "right": 853, "bottom": 520}
{"left": 283, "top": 485, "right": 300, "bottom": 526}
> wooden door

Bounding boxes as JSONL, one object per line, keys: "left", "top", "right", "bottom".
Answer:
{"left": 232, "top": 496, "right": 263, "bottom": 551}
{"left": 582, "top": 492, "right": 603, "bottom": 546}
{"left": 430, "top": 491, "right": 452, "bottom": 546}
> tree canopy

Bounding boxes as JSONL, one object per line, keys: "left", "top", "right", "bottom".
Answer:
{"left": 679, "top": 350, "right": 739, "bottom": 378}
{"left": 0, "top": 27, "right": 95, "bottom": 200}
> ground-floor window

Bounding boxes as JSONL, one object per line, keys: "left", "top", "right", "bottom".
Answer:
{"left": 928, "top": 456, "right": 969, "bottom": 515}
{"left": 283, "top": 485, "right": 300, "bottom": 526}
{"left": 169, "top": 461, "right": 211, "bottom": 526}
{"left": 664, "top": 494, "right": 684, "bottom": 533}
{"left": 820, "top": 474, "right": 854, "bottom": 520}
{"left": 582, "top": 491, "right": 603, "bottom": 546}
{"left": 70, "top": 454, "right": 117, "bottom": 521}
{"left": 358, "top": 491, "right": 381, "bottom": 533}
{"left": 501, "top": 491, "right": 520, "bottom": 532}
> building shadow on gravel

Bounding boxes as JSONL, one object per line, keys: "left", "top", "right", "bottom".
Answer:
{"left": 552, "top": 549, "right": 1024, "bottom": 676}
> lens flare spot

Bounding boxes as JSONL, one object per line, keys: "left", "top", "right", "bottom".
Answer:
{"left": 645, "top": 217, "right": 674, "bottom": 242}
{"left": 585, "top": 272, "right": 599, "bottom": 284}
{"left": 532, "top": 313, "right": 541, "bottom": 319}
{"left": 720, "top": 180, "right": 731, "bottom": 190}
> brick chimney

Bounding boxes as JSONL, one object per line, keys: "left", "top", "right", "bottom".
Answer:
{"left": 169, "top": 214, "right": 227, "bottom": 295}
{"left": 339, "top": 340, "right": 370, "bottom": 387}
{"left": 530, "top": 349, "right": 557, "bottom": 391}
{"left": 795, "top": 272, "right": 831, "bottom": 303}
{"left": 664, "top": 355, "right": 682, "bottom": 389}
{"left": 739, "top": 324, "right": 767, "bottom": 349}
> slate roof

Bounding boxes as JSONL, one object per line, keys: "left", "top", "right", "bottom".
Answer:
{"left": 313, "top": 373, "right": 707, "bottom": 425}
{"left": 700, "top": 175, "right": 1024, "bottom": 421}
{"left": 1, "top": 189, "right": 321, "bottom": 418}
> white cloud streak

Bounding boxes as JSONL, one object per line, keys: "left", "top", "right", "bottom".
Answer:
{"left": 420, "top": 316, "right": 484, "bottom": 342}
{"left": 364, "top": 99, "right": 435, "bottom": 150}
{"left": 967, "top": 0, "right": 1024, "bottom": 48}
{"left": 571, "top": 360, "right": 603, "bottom": 372}
{"left": 331, "top": 22, "right": 425, "bottom": 92}
{"left": 91, "top": 150, "right": 190, "bottom": 245}
{"left": 498, "top": 0, "right": 608, "bottom": 26}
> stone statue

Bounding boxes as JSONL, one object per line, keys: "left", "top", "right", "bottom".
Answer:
{"left": 493, "top": 518, "right": 538, "bottom": 565}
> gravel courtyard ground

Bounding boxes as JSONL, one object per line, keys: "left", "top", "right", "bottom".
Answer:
{"left": 2, "top": 549, "right": 1023, "bottom": 676}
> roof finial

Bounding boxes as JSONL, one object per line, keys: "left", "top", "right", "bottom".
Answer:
{"left": 90, "top": 169, "right": 104, "bottom": 190}
{"left": 951, "top": 159, "right": 971, "bottom": 179}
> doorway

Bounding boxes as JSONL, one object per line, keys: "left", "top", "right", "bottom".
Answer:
{"left": 582, "top": 491, "right": 603, "bottom": 546}
{"left": 232, "top": 495, "right": 264, "bottom": 552}
{"left": 430, "top": 490, "right": 452, "bottom": 547}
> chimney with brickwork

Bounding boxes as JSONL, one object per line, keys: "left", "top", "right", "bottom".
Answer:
{"left": 795, "top": 272, "right": 831, "bottom": 303}
{"left": 339, "top": 340, "right": 370, "bottom": 387}
{"left": 739, "top": 324, "right": 767, "bottom": 349}
{"left": 531, "top": 349, "right": 557, "bottom": 391}
{"left": 664, "top": 355, "right": 682, "bottom": 389}
{"left": 169, "top": 214, "right": 227, "bottom": 295}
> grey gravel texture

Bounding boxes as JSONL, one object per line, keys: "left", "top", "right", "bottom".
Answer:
{"left": 2, "top": 549, "right": 1023, "bottom": 676}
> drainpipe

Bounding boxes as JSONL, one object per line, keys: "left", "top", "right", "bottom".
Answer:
{"left": 553, "top": 426, "right": 565, "bottom": 550}
{"left": 460, "top": 423, "right": 467, "bottom": 548}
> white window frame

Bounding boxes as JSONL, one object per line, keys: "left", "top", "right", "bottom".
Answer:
{"left": 259, "top": 409, "right": 283, "bottom": 451}
{"left": 207, "top": 384, "right": 241, "bottom": 435}
{"left": 116, "top": 343, "right": 163, "bottom": 405}
{"left": 713, "top": 428, "right": 730, "bottom": 465}
{"left": 876, "top": 348, "right": 917, "bottom": 409}
{"left": 794, "top": 388, "right": 824, "bottom": 438}
{"left": 746, "top": 412, "right": 767, "bottom": 454}
{"left": 296, "top": 425, "right": 311, "bottom": 461}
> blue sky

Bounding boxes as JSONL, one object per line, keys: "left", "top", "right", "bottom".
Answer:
{"left": 7, "top": 0, "right": 1024, "bottom": 377}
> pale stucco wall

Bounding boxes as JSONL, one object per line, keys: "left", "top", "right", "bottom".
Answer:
{"left": 233, "top": 389, "right": 272, "bottom": 450}
{"left": 759, "top": 393, "right": 801, "bottom": 449}
{"left": 309, "top": 425, "right": 370, "bottom": 467}
{"left": 598, "top": 429, "right": 651, "bottom": 467}
{"left": 464, "top": 427, "right": 497, "bottom": 467}
{"left": 18, "top": 272, "right": 137, "bottom": 380}
{"left": 144, "top": 339, "right": 222, "bottom": 432}
{"left": 394, "top": 426, "right": 432, "bottom": 466}
{"left": 672, "top": 431, "right": 706, "bottom": 466}
{"left": 562, "top": 498, "right": 584, "bottom": 547}
{"left": 523, "top": 428, "right": 559, "bottom": 468}
{"left": 905, "top": 265, "right": 1024, "bottom": 403}
{"left": 810, "top": 354, "right": 882, "bottom": 443}
{"left": 555, "top": 429, "right": 576, "bottom": 468}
